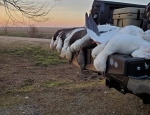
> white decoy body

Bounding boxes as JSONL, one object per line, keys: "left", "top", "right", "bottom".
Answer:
{"left": 88, "top": 24, "right": 120, "bottom": 58}
{"left": 131, "top": 45, "right": 150, "bottom": 59}
{"left": 50, "top": 37, "right": 54, "bottom": 50}
{"left": 56, "top": 37, "right": 63, "bottom": 53}
{"left": 90, "top": 25, "right": 144, "bottom": 59}
{"left": 52, "top": 31, "right": 63, "bottom": 49}
{"left": 87, "top": 25, "right": 120, "bottom": 44}
{"left": 60, "top": 28, "right": 84, "bottom": 58}
{"left": 88, "top": 25, "right": 120, "bottom": 59}
{"left": 53, "top": 35, "right": 59, "bottom": 49}
{"left": 65, "top": 46, "right": 72, "bottom": 61}
{"left": 94, "top": 30, "right": 150, "bottom": 73}
{"left": 97, "top": 24, "right": 120, "bottom": 32}
{"left": 59, "top": 32, "right": 73, "bottom": 57}
{"left": 92, "top": 44, "right": 105, "bottom": 59}
{"left": 118, "top": 25, "right": 144, "bottom": 37}
{"left": 132, "top": 30, "right": 150, "bottom": 58}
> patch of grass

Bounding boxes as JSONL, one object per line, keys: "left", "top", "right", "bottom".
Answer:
{"left": 4, "top": 85, "right": 35, "bottom": 94}
{"left": 43, "top": 79, "right": 66, "bottom": 88}
{"left": 42, "top": 79, "right": 105, "bottom": 90}
{"left": 2, "top": 46, "right": 67, "bottom": 66}
{"left": 3, "top": 86, "right": 35, "bottom": 98}
{"left": 16, "top": 85, "right": 34, "bottom": 93}
{"left": 66, "top": 80, "right": 105, "bottom": 90}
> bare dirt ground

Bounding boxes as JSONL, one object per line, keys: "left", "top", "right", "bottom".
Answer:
{"left": 0, "top": 36, "right": 150, "bottom": 115}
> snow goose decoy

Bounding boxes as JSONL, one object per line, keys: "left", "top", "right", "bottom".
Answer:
{"left": 132, "top": 30, "right": 150, "bottom": 59}
{"left": 91, "top": 25, "right": 144, "bottom": 59}
{"left": 53, "top": 35, "right": 60, "bottom": 49}
{"left": 60, "top": 27, "right": 84, "bottom": 58}
{"left": 66, "top": 29, "right": 87, "bottom": 64}
{"left": 94, "top": 33, "right": 150, "bottom": 75}
{"left": 70, "top": 34, "right": 91, "bottom": 52}
{"left": 91, "top": 44, "right": 106, "bottom": 59}
{"left": 85, "top": 12, "right": 120, "bottom": 60}
{"left": 50, "top": 37, "right": 54, "bottom": 50}
{"left": 86, "top": 12, "right": 120, "bottom": 45}
{"left": 50, "top": 29, "right": 64, "bottom": 50}
{"left": 56, "top": 36, "right": 63, "bottom": 53}
{"left": 118, "top": 25, "right": 144, "bottom": 37}
{"left": 131, "top": 45, "right": 150, "bottom": 59}
{"left": 56, "top": 29, "right": 71, "bottom": 53}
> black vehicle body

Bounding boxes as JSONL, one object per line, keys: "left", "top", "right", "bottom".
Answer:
{"left": 87, "top": 0, "right": 150, "bottom": 104}
{"left": 91, "top": 0, "right": 146, "bottom": 25}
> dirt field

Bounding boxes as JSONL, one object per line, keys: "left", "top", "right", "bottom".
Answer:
{"left": 0, "top": 36, "right": 150, "bottom": 115}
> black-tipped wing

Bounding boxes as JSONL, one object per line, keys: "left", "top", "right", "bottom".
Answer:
{"left": 85, "top": 12, "right": 101, "bottom": 42}
{"left": 85, "top": 12, "right": 89, "bottom": 28}
{"left": 88, "top": 14, "right": 100, "bottom": 36}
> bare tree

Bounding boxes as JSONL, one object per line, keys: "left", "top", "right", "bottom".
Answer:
{"left": 27, "top": 25, "right": 39, "bottom": 38}
{"left": 0, "top": 0, "right": 58, "bottom": 23}
{"left": 1, "top": 18, "right": 10, "bottom": 35}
